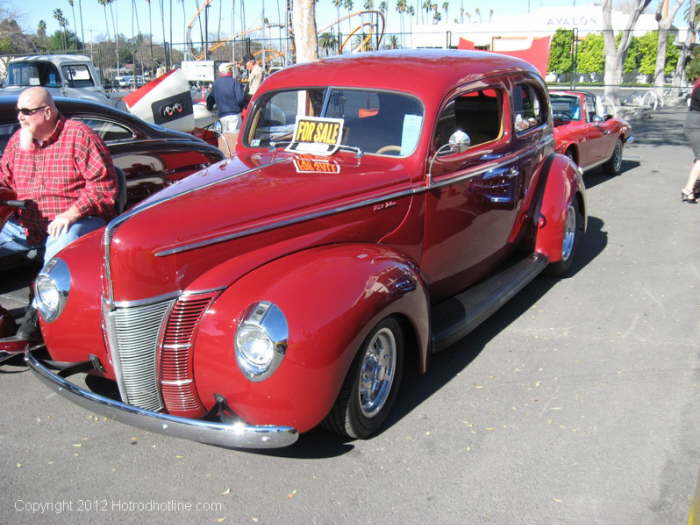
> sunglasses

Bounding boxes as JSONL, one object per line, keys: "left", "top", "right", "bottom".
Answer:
{"left": 16, "top": 105, "right": 47, "bottom": 116}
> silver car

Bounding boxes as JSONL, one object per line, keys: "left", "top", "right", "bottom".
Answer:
{"left": 1, "top": 54, "right": 114, "bottom": 106}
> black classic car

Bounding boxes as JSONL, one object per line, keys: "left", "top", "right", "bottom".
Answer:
{"left": 0, "top": 95, "right": 224, "bottom": 208}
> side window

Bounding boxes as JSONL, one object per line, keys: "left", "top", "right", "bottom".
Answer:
{"left": 0, "top": 123, "right": 19, "bottom": 155}
{"left": 584, "top": 95, "right": 597, "bottom": 122}
{"left": 76, "top": 118, "right": 134, "bottom": 142}
{"left": 62, "top": 65, "right": 95, "bottom": 88}
{"left": 512, "top": 83, "right": 546, "bottom": 132}
{"left": 434, "top": 87, "right": 503, "bottom": 150}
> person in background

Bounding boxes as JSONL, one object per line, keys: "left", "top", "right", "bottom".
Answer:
{"left": 0, "top": 86, "right": 118, "bottom": 341}
{"left": 682, "top": 77, "right": 700, "bottom": 203}
{"left": 206, "top": 62, "right": 246, "bottom": 134}
{"left": 245, "top": 55, "right": 265, "bottom": 98}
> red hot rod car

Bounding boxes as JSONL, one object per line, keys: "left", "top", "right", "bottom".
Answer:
{"left": 549, "top": 90, "right": 633, "bottom": 175}
{"left": 27, "top": 50, "right": 587, "bottom": 449}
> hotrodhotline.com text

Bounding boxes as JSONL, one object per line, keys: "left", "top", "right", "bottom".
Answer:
{"left": 14, "top": 499, "right": 224, "bottom": 514}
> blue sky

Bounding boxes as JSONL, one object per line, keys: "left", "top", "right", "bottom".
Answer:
{"left": 7, "top": 0, "right": 609, "bottom": 44}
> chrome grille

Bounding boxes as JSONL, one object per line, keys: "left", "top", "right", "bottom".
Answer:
{"left": 159, "top": 293, "right": 216, "bottom": 416}
{"left": 105, "top": 299, "right": 176, "bottom": 412}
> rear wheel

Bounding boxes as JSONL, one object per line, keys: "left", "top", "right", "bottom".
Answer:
{"left": 547, "top": 197, "right": 582, "bottom": 277}
{"left": 323, "top": 317, "right": 404, "bottom": 439}
{"left": 603, "top": 139, "right": 623, "bottom": 175}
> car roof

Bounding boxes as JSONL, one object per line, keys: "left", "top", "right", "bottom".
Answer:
{"left": 0, "top": 94, "right": 191, "bottom": 140}
{"left": 260, "top": 49, "right": 541, "bottom": 105}
{"left": 8, "top": 54, "right": 93, "bottom": 66}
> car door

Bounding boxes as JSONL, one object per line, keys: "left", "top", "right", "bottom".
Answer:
{"left": 586, "top": 93, "right": 617, "bottom": 163}
{"left": 421, "top": 80, "right": 540, "bottom": 302}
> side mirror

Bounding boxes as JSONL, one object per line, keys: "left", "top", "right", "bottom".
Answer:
{"left": 592, "top": 115, "right": 604, "bottom": 123}
{"left": 446, "top": 129, "right": 471, "bottom": 154}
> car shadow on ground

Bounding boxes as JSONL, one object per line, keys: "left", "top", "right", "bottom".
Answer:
{"left": 583, "top": 159, "right": 639, "bottom": 190}
{"left": 267, "top": 216, "right": 608, "bottom": 459}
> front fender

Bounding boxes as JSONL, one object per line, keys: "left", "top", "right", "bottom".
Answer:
{"left": 535, "top": 153, "right": 586, "bottom": 263}
{"left": 192, "top": 244, "right": 430, "bottom": 433}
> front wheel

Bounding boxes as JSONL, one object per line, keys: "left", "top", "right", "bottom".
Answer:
{"left": 603, "top": 139, "right": 623, "bottom": 175}
{"left": 547, "top": 197, "right": 583, "bottom": 277}
{"left": 323, "top": 317, "right": 404, "bottom": 439}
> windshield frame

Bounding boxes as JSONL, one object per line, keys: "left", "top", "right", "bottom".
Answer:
{"left": 242, "top": 86, "right": 425, "bottom": 158}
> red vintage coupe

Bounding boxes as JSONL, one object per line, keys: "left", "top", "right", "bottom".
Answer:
{"left": 26, "top": 50, "right": 587, "bottom": 449}
{"left": 549, "top": 90, "right": 633, "bottom": 175}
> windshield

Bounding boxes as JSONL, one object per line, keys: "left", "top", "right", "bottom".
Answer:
{"left": 550, "top": 94, "right": 581, "bottom": 122}
{"left": 5, "top": 62, "right": 62, "bottom": 88}
{"left": 245, "top": 87, "right": 424, "bottom": 157}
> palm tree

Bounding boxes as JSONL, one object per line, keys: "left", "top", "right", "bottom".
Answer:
{"left": 344, "top": 0, "right": 354, "bottom": 33}
{"left": 145, "top": 0, "right": 153, "bottom": 65}
{"left": 97, "top": 0, "right": 112, "bottom": 44}
{"left": 78, "top": 0, "right": 85, "bottom": 49}
{"left": 442, "top": 1, "right": 448, "bottom": 22}
{"left": 67, "top": 0, "right": 79, "bottom": 47}
{"left": 378, "top": 1, "right": 388, "bottom": 33}
{"left": 396, "top": 0, "right": 407, "bottom": 46}
{"left": 422, "top": 1, "right": 431, "bottom": 25}
{"left": 363, "top": 0, "right": 374, "bottom": 9}
{"left": 319, "top": 31, "right": 338, "bottom": 56}
{"left": 53, "top": 8, "right": 69, "bottom": 50}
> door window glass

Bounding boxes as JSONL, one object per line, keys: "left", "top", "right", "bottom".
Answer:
{"left": 512, "top": 83, "right": 546, "bottom": 132}
{"left": 62, "top": 64, "right": 95, "bottom": 88}
{"left": 434, "top": 87, "right": 502, "bottom": 151}
{"left": 76, "top": 118, "right": 133, "bottom": 142}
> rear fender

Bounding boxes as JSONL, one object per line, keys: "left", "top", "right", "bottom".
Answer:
{"left": 535, "top": 153, "right": 586, "bottom": 263}
{"left": 192, "top": 243, "right": 430, "bottom": 433}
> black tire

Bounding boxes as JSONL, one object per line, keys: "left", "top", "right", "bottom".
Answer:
{"left": 323, "top": 317, "right": 404, "bottom": 439}
{"left": 547, "top": 197, "right": 583, "bottom": 277}
{"left": 565, "top": 147, "right": 577, "bottom": 164}
{"left": 603, "top": 139, "right": 623, "bottom": 175}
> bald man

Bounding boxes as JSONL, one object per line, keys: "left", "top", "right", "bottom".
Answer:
{"left": 0, "top": 87, "right": 117, "bottom": 340}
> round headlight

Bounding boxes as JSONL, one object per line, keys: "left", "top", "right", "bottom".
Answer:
{"left": 234, "top": 301, "right": 287, "bottom": 382}
{"left": 34, "top": 258, "right": 70, "bottom": 322}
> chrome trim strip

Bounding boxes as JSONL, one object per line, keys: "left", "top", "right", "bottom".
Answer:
{"left": 161, "top": 379, "right": 193, "bottom": 386}
{"left": 103, "top": 159, "right": 286, "bottom": 307}
{"left": 112, "top": 290, "right": 182, "bottom": 309}
{"left": 26, "top": 352, "right": 299, "bottom": 450}
{"left": 163, "top": 344, "right": 191, "bottom": 350}
{"left": 155, "top": 137, "right": 554, "bottom": 257}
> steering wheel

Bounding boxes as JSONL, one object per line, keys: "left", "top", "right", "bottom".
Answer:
{"left": 553, "top": 111, "right": 571, "bottom": 122}
{"left": 375, "top": 145, "right": 401, "bottom": 155}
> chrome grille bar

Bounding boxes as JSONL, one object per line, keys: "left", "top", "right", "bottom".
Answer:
{"left": 105, "top": 299, "right": 176, "bottom": 412}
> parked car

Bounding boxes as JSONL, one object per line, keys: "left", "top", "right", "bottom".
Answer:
{"left": 27, "top": 50, "right": 587, "bottom": 450}
{"left": 549, "top": 90, "right": 633, "bottom": 174}
{"left": 0, "top": 95, "right": 224, "bottom": 208}
{"left": 0, "top": 55, "right": 114, "bottom": 107}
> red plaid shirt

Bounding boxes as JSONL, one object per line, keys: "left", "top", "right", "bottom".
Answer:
{"left": 0, "top": 116, "right": 117, "bottom": 244}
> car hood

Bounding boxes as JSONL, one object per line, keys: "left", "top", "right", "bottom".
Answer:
{"left": 106, "top": 150, "right": 417, "bottom": 302}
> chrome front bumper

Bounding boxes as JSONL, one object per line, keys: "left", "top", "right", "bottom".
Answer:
{"left": 26, "top": 352, "right": 299, "bottom": 449}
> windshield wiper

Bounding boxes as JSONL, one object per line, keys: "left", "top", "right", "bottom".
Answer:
{"left": 337, "top": 144, "right": 363, "bottom": 158}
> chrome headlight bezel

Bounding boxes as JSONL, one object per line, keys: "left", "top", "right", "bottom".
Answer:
{"left": 34, "top": 258, "right": 71, "bottom": 323}
{"left": 234, "top": 301, "right": 288, "bottom": 382}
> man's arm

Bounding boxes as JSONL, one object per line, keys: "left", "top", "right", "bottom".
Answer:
{"left": 48, "top": 128, "right": 117, "bottom": 237}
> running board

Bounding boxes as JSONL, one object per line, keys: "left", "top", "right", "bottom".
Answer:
{"left": 431, "top": 254, "right": 549, "bottom": 352}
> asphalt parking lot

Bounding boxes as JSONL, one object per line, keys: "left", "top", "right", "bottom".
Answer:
{"left": 0, "top": 106, "right": 698, "bottom": 525}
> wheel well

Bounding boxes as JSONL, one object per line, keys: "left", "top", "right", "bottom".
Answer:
{"left": 565, "top": 146, "right": 578, "bottom": 164}
{"left": 392, "top": 313, "right": 424, "bottom": 375}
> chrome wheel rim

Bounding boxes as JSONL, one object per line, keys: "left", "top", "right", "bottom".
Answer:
{"left": 561, "top": 203, "right": 576, "bottom": 261}
{"left": 358, "top": 327, "right": 397, "bottom": 418}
